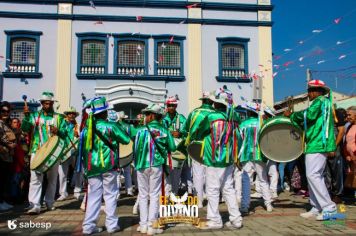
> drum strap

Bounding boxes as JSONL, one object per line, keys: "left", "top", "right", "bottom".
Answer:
{"left": 94, "top": 128, "right": 119, "bottom": 167}
{"left": 145, "top": 125, "right": 170, "bottom": 176}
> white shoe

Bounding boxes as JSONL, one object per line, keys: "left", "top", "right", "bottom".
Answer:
{"left": 2, "top": 202, "right": 13, "bottom": 209}
{"left": 284, "top": 182, "right": 290, "bottom": 191}
{"left": 147, "top": 227, "right": 163, "bottom": 235}
{"left": 137, "top": 225, "right": 147, "bottom": 233}
{"left": 316, "top": 210, "right": 338, "bottom": 221}
{"left": 27, "top": 207, "right": 41, "bottom": 215}
{"left": 271, "top": 191, "right": 278, "bottom": 199}
{"left": 73, "top": 192, "right": 82, "bottom": 200}
{"left": 57, "top": 195, "right": 67, "bottom": 201}
{"left": 107, "top": 226, "right": 120, "bottom": 233}
{"left": 80, "top": 202, "right": 86, "bottom": 211}
{"left": 198, "top": 202, "right": 203, "bottom": 208}
{"left": 132, "top": 204, "right": 138, "bottom": 215}
{"left": 266, "top": 203, "right": 273, "bottom": 212}
{"left": 225, "top": 221, "right": 242, "bottom": 229}
{"left": 203, "top": 193, "right": 207, "bottom": 200}
{"left": 100, "top": 204, "right": 105, "bottom": 211}
{"left": 200, "top": 221, "right": 223, "bottom": 230}
{"left": 300, "top": 209, "right": 319, "bottom": 219}
{"left": 251, "top": 192, "right": 262, "bottom": 198}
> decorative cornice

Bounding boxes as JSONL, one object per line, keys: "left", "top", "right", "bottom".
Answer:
{"left": 215, "top": 76, "right": 252, "bottom": 83}
{"left": 5, "top": 30, "right": 43, "bottom": 36}
{"left": 77, "top": 74, "right": 186, "bottom": 81}
{"left": 0, "top": 11, "right": 273, "bottom": 27}
{"left": 2, "top": 72, "right": 43, "bottom": 78}
{"left": 0, "top": 1, "right": 273, "bottom": 12}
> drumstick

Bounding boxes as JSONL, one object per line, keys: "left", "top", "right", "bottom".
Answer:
{"left": 22, "top": 95, "right": 29, "bottom": 113}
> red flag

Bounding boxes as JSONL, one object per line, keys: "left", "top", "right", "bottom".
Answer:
{"left": 334, "top": 17, "right": 342, "bottom": 24}
{"left": 169, "top": 36, "right": 174, "bottom": 44}
{"left": 283, "top": 61, "right": 293, "bottom": 67}
{"left": 186, "top": 3, "right": 199, "bottom": 9}
{"left": 159, "top": 55, "right": 164, "bottom": 62}
{"left": 136, "top": 16, "right": 143, "bottom": 21}
{"left": 273, "top": 55, "right": 281, "bottom": 60}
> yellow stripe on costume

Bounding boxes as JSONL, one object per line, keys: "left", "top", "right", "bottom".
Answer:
{"left": 200, "top": 140, "right": 205, "bottom": 158}
{"left": 100, "top": 143, "right": 105, "bottom": 167}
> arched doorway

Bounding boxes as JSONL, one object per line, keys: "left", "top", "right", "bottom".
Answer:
{"left": 113, "top": 102, "right": 147, "bottom": 121}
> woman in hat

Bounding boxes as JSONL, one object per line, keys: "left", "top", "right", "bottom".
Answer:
{"left": 285, "top": 80, "right": 337, "bottom": 220}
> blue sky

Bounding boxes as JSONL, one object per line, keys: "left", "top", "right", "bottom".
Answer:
{"left": 272, "top": 0, "right": 356, "bottom": 101}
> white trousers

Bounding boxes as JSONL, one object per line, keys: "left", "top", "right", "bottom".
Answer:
{"left": 123, "top": 165, "right": 133, "bottom": 191}
{"left": 243, "top": 161, "right": 272, "bottom": 205}
{"left": 71, "top": 168, "right": 84, "bottom": 194}
{"left": 305, "top": 153, "right": 336, "bottom": 212}
{"left": 82, "top": 171, "right": 119, "bottom": 233}
{"left": 192, "top": 159, "right": 206, "bottom": 205}
{"left": 267, "top": 161, "right": 278, "bottom": 192}
{"left": 58, "top": 160, "right": 71, "bottom": 197}
{"left": 206, "top": 165, "right": 242, "bottom": 226}
{"left": 234, "top": 167, "right": 250, "bottom": 210}
{"left": 28, "top": 159, "right": 59, "bottom": 209}
{"left": 137, "top": 166, "right": 162, "bottom": 227}
{"left": 165, "top": 167, "right": 182, "bottom": 196}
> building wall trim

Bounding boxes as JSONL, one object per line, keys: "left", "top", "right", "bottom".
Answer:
{"left": 0, "top": 11, "right": 273, "bottom": 26}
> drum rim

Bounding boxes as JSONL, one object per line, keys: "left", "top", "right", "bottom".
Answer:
{"left": 187, "top": 141, "right": 205, "bottom": 165}
{"left": 31, "top": 136, "right": 65, "bottom": 171}
{"left": 118, "top": 153, "right": 133, "bottom": 168}
{"left": 259, "top": 117, "right": 304, "bottom": 162}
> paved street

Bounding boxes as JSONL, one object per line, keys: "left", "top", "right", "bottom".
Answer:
{"left": 1, "top": 191, "right": 355, "bottom": 235}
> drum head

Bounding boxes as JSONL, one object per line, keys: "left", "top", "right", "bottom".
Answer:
{"left": 31, "top": 136, "right": 60, "bottom": 170}
{"left": 119, "top": 153, "right": 133, "bottom": 168}
{"left": 187, "top": 141, "right": 204, "bottom": 165}
{"left": 119, "top": 141, "right": 133, "bottom": 158}
{"left": 259, "top": 118, "right": 303, "bottom": 163}
{"left": 172, "top": 151, "right": 186, "bottom": 161}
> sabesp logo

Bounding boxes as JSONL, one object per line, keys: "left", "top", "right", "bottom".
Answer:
{"left": 7, "top": 219, "right": 51, "bottom": 230}
{"left": 8, "top": 220, "right": 17, "bottom": 230}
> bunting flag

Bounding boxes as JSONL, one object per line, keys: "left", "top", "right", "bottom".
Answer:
{"left": 334, "top": 17, "right": 342, "bottom": 24}
{"left": 136, "top": 16, "right": 143, "bottom": 21}
{"left": 89, "top": 0, "right": 96, "bottom": 9}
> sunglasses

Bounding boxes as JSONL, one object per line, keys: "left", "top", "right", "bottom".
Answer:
{"left": 167, "top": 104, "right": 177, "bottom": 108}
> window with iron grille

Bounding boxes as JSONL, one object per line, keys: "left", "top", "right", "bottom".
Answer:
{"left": 117, "top": 41, "right": 146, "bottom": 75}
{"left": 80, "top": 40, "right": 106, "bottom": 74}
{"left": 5, "top": 31, "right": 42, "bottom": 76}
{"left": 76, "top": 33, "right": 108, "bottom": 75}
{"left": 153, "top": 36, "right": 185, "bottom": 77}
{"left": 217, "top": 37, "right": 250, "bottom": 82}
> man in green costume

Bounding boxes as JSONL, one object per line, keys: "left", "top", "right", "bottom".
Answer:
{"left": 22, "top": 92, "right": 67, "bottom": 214}
{"left": 285, "top": 80, "right": 337, "bottom": 220}
{"left": 81, "top": 97, "right": 130, "bottom": 234}
{"left": 196, "top": 88, "right": 242, "bottom": 229}
{"left": 182, "top": 91, "right": 214, "bottom": 208}
{"left": 133, "top": 103, "right": 176, "bottom": 235}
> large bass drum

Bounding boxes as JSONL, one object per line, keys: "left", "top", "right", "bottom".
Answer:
{"left": 119, "top": 141, "right": 133, "bottom": 168}
{"left": 31, "top": 136, "right": 65, "bottom": 173}
{"left": 259, "top": 117, "right": 303, "bottom": 163}
{"left": 187, "top": 141, "right": 204, "bottom": 165}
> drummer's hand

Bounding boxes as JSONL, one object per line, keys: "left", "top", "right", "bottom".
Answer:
{"left": 171, "top": 131, "right": 180, "bottom": 138}
{"left": 284, "top": 110, "right": 292, "bottom": 117}
{"left": 327, "top": 152, "right": 336, "bottom": 158}
{"left": 24, "top": 106, "right": 30, "bottom": 114}
{"left": 50, "top": 126, "right": 58, "bottom": 135}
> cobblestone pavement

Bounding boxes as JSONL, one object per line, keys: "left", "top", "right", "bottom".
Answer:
{"left": 0, "top": 191, "right": 355, "bottom": 235}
